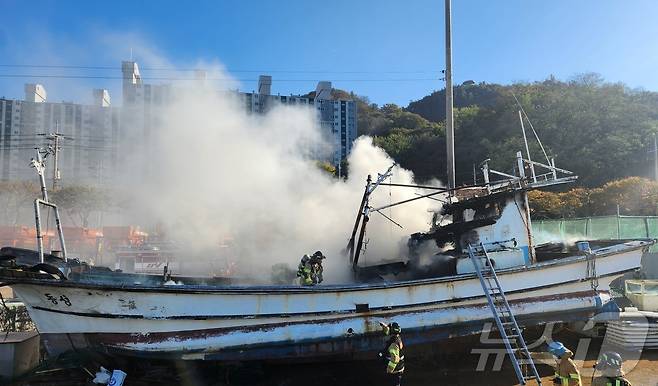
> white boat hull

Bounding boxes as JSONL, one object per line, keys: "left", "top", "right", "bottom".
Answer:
{"left": 7, "top": 241, "right": 647, "bottom": 360}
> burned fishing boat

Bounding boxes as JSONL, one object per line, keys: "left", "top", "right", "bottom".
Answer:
{"left": 0, "top": 147, "right": 651, "bottom": 362}
{"left": 0, "top": 8, "right": 650, "bottom": 367}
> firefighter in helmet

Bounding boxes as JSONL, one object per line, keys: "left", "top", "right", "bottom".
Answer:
{"left": 378, "top": 321, "right": 405, "bottom": 386}
{"left": 296, "top": 254, "right": 313, "bottom": 286}
{"left": 592, "top": 351, "right": 632, "bottom": 386}
{"left": 309, "top": 250, "right": 326, "bottom": 284}
{"left": 547, "top": 341, "right": 582, "bottom": 386}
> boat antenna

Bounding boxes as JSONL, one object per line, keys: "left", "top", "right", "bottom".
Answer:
{"left": 518, "top": 110, "right": 536, "bottom": 182}
{"left": 511, "top": 92, "right": 551, "bottom": 165}
{"left": 444, "top": 0, "right": 455, "bottom": 192}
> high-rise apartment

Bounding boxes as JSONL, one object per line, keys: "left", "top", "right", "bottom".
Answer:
{"left": 0, "top": 85, "right": 119, "bottom": 184}
{"left": 0, "top": 61, "right": 358, "bottom": 184}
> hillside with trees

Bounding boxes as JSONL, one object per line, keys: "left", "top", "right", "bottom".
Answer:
{"left": 337, "top": 74, "right": 658, "bottom": 187}
{"left": 3, "top": 75, "right": 658, "bottom": 225}
{"left": 528, "top": 177, "right": 658, "bottom": 218}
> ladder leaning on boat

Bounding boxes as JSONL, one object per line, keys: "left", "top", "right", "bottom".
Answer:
{"left": 467, "top": 241, "right": 542, "bottom": 386}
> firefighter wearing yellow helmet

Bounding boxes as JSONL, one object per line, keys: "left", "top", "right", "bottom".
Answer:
{"left": 379, "top": 321, "right": 405, "bottom": 386}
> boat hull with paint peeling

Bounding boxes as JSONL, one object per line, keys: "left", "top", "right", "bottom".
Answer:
{"left": 2, "top": 240, "right": 650, "bottom": 360}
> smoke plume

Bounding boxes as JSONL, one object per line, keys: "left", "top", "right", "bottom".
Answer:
{"left": 118, "top": 74, "right": 442, "bottom": 282}
{"left": 0, "top": 25, "right": 444, "bottom": 282}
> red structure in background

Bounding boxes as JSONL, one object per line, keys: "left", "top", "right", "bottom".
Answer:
{"left": 0, "top": 225, "right": 237, "bottom": 275}
{"left": 0, "top": 226, "right": 55, "bottom": 250}
{"left": 0, "top": 225, "right": 148, "bottom": 265}
{"left": 101, "top": 226, "right": 147, "bottom": 249}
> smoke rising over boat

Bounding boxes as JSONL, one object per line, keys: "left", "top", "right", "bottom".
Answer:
{"left": 0, "top": 26, "right": 446, "bottom": 282}
{"left": 112, "top": 64, "right": 443, "bottom": 282}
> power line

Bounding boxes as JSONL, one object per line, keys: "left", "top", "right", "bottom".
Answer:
{"left": 0, "top": 145, "right": 114, "bottom": 151}
{"left": 0, "top": 74, "right": 439, "bottom": 82}
{"left": 0, "top": 137, "right": 109, "bottom": 142}
{"left": 0, "top": 63, "right": 442, "bottom": 74}
{"left": 0, "top": 64, "right": 116, "bottom": 70}
{"left": 0, "top": 141, "right": 114, "bottom": 147}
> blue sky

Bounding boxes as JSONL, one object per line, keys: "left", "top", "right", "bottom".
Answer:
{"left": 1, "top": 0, "right": 658, "bottom": 106}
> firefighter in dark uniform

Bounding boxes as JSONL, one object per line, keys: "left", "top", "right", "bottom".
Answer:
{"left": 297, "top": 251, "right": 326, "bottom": 286}
{"left": 379, "top": 321, "right": 405, "bottom": 386}
{"left": 309, "top": 250, "right": 325, "bottom": 284}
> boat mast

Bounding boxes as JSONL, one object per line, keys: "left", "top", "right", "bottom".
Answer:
{"left": 346, "top": 174, "right": 372, "bottom": 264}
{"left": 349, "top": 165, "right": 395, "bottom": 272}
{"left": 445, "top": 0, "right": 455, "bottom": 191}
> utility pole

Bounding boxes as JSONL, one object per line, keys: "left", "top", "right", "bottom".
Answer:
{"left": 654, "top": 133, "right": 657, "bottom": 182}
{"left": 39, "top": 122, "right": 73, "bottom": 191}
{"left": 445, "top": 0, "right": 455, "bottom": 191}
{"left": 52, "top": 134, "right": 60, "bottom": 190}
{"left": 96, "top": 158, "right": 104, "bottom": 228}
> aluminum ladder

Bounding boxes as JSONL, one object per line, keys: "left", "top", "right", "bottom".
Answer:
{"left": 467, "top": 243, "right": 542, "bottom": 385}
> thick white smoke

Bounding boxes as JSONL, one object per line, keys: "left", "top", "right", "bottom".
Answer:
{"left": 119, "top": 75, "right": 442, "bottom": 283}
{"left": 0, "top": 27, "right": 445, "bottom": 282}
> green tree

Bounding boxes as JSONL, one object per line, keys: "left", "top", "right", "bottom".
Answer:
{"left": 51, "top": 186, "right": 113, "bottom": 227}
{"left": 312, "top": 77, "right": 658, "bottom": 188}
{"left": 0, "top": 181, "right": 39, "bottom": 225}
{"left": 401, "top": 75, "right": 658, "bottom": 186}
{"left": 589, "top": 177, "right": 658, "bottom": 216}
{"left": 528, "top": 177, "right": 658, "bottom": 218}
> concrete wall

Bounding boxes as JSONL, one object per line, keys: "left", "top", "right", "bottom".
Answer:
{"left": 0, "top": 331, "right": 40, "bottom": 379}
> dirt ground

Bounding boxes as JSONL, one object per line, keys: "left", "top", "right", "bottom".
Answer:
{"left": 10, "top": 330, "right": 658, "bottom": 386}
